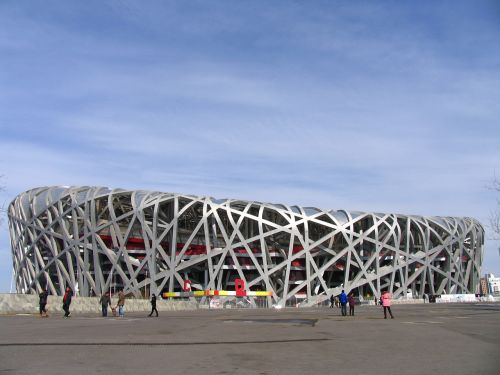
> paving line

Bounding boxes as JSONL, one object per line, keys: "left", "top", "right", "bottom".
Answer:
{"left": 0, "top": 338, "right": 331, "bottom": 347}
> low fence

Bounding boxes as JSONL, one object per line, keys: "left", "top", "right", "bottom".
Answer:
{"left": 0, "top": 293, "right": 197, "bottom": 315}
{"left": 1, "top": 293, "right": 499, "bottom": 315}
{"left": 298, "top": 294, "right": 500, "bottom": 307}
{"left": 436, "top": 294, "right": 500, "bottom": 303}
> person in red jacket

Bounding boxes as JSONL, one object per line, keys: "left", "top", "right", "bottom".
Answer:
{"left": 381, "top": 290, "right": 394, "bottom": 319}
{"left": 62, "top": 287, "right": 73, "bottom": 318}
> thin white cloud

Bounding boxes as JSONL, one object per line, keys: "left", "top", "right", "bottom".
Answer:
{"left": 0, "top": 0, "right": 499, "bottom": 291}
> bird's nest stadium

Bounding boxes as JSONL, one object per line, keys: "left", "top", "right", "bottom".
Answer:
{"left": 8, "top": 186, "right": 484, "bottom": 307}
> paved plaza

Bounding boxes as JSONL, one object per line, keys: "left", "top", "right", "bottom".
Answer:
{"left": 0, "top": 303, "right": 499, "bottom": 375}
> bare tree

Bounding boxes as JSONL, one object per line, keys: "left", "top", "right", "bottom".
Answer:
{"left": 0, "top": 174, "right": 5, "bottom": 226}
{"left": 489, "top": 175, "right": 500, "bottom": 238}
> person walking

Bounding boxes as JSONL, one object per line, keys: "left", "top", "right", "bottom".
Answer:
{"left": 339, "top": 290, "right": 348, "bottom": 316}
{"left": 148, "top": 294, "right": 159, "bottom": 317}
{"left": 348, "top": 293, "right": 356, "bottom": 316}
{"left": 330, "top": 295, "right": 335, "bottom": 308}
{"left": 39, "top": 288, "right": 49, "bottom": 317}
{"left": 62, "top": 287, "right": 73, "bottom": 318}
{"left": 99, "top": 292, "right": 111, "bottom": 317}
{"left": 381, "top": 290, "right": 394, "bottom": 319}
{"left": 116, "top": 290, "right": 126, "bottom": 318}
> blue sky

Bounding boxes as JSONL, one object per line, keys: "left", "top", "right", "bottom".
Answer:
{"left": 0, "top": 0, "right": 499, "bottom": 292}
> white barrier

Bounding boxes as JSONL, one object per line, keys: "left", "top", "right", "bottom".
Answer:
{"left": 437, "top": 294, "right": 477, "bottom": 303}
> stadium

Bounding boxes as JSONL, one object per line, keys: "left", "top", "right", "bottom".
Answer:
{"left": 8, "top": 186, "right": 484, "bottom": 307}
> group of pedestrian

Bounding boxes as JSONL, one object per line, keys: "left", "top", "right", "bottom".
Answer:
{"left": 331, "top": 289, "right": 395, "bottom": 319}
{"left": 97, "top": 290, "right": 127, "bottom": 317}
{"left": 40, "top": 286, "right": 395, "bottom": 320}
{"left": 99, "top": 290, "right": 158, "bottom": 318}
{"left": 39, "top": 287, "right": 74, "bottom": 318}
{"left": 39, "top": 288, "right": 159, "bottom": 318}
{"left": 330, "top": 290, "right": 357, "bottom": 316}
{"left": 337, "top": 290, "right": 356, "bottom": 316}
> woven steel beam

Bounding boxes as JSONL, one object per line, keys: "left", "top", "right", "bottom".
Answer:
{"left": 8, "top": 186, "right": 484, "bottom": 307}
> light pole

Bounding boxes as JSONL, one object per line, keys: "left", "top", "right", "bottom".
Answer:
{"left": 10, "top": 267, "right": 14, "bottom": 294}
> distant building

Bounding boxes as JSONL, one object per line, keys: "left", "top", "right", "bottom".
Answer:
{"left": 8, "top": 186, "right": 485, "bottom": 307}
{"left": 486, "top": 274, "right": 500, "bottom": 295}
{"left": 479, "top": 277, "right": 489, "bottom": 295}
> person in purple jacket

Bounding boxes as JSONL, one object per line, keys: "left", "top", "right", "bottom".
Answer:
{"left": 348, "top": 293, "right": 356, "bottom": 316}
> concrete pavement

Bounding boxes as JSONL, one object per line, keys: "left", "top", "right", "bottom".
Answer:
{"left": 0, "top": 303, "right": 499, "bottom": 374}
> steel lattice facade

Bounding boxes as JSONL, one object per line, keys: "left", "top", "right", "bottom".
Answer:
{"left": 8, "top": 186, "right": 484, "bottom": 306}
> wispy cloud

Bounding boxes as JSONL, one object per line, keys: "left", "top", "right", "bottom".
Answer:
{"left": 0, "top": 0, "right": 499, "bottom": 291}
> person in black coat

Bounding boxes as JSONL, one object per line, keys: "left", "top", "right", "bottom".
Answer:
{"left": 148, "top": 294, "right": 159, "bottom": 317}
{"left": 39, "top": 288, "right": 49, "bottom": 317}
{"left": 99, "top": 292, "right": 111, "bottom": 317}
